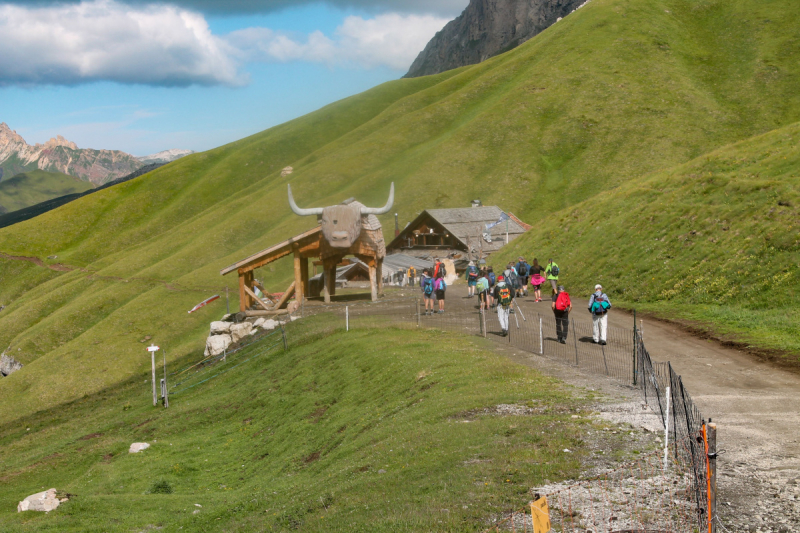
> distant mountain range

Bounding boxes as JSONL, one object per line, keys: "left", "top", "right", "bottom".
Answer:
{"left": 0, "top": 122, "right": 192, "bottom": 185}
{"left": 405, "top": 0, "right": 585, "bottom": 78}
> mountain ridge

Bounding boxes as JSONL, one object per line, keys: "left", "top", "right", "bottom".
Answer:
{"left": 0, "top": 123, "right": 193, "bottom": 185}
{"left": 405, "top": 0, "right": 586, "bottom": 78}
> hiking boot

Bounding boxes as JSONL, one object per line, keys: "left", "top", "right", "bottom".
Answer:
{"left": 509, "top": 308, "right": 515, "bottom": 314}
{"left": 600, "top": 341, "right": 607, "bottom": 346}
{"left": 559, "top": 339, "right": 567, "bottom": 344}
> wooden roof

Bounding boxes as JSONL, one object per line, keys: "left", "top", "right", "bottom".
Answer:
{"left": 220, "top": 226, "right": 321, "bottom": 276}
{"left": 387, "top": 207, "right": 529, "bottom": 254}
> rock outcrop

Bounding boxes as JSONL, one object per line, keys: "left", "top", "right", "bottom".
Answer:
{"left": 0, "top": 122, "right": 144, "bottom": 185}
{"left": 0, "top": 353, "right": 23, "bottom": 377}
{"left": 17, "top": 489, "right": 60, "bottom": 512}
{"left": 137, "top": 149, "right": 194, "bottom": 165}
{"left": 129, "top": 442, "right": 150, "bottom": 453}
{"left": 405, "top": 0, "right": 585, "bottom": 78}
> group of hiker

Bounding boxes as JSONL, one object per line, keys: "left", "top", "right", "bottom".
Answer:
{"left": 420, "top": 256, "right": 613, "bottom": 344}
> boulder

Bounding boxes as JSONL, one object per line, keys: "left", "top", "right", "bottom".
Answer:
{"left": 229, "top": 323, "right": 253, "bottom": 343}
{"left": 129, "top": 442, "right": 150, "bottom": 453}
{"left": 253, "top": 318, "right": 266, "bottom": 328}
{"left": 17, "top": 489, "right": 60, "bottom": 512}
{"left": 259, "top": 319, "right": 278, "bottom": 331}
{"left": 0, "top": 354, "right": 23, "bottom": 377}
{"left": 210, "top": 321, "right": 232, "bottom": 335}
{"left": 204, "top": 334, "right": 232, "bottom": 357}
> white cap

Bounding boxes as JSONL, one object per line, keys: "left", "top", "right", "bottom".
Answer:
{"left": 595, "top": 284, "right": 602, "bottom": 290}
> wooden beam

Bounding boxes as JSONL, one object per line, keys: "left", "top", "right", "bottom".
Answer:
{"left": 369, "top": 262, "right": 377, "bottom": 302}
{"left": 253, "top": 281, "right": 278, "bottom": 304}
{"left": 220, "top": 226, "right": 321, "bottom": 276}
{"left": 243, "top": 285, "right": 272, "bottom": 311}
{"left": 274, "top": 282, "right": 296, "bottom": 310}
{"left": 238, "top": 272, "right": 248, "bottom": 313}
{"left": 244, "top": 309, "right": 289, "bottom": 317}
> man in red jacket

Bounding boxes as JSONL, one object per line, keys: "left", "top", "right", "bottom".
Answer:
{"left": 551, "top": 285, "right": 572, "bottom": 344}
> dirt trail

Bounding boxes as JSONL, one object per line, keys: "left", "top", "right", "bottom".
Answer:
{"left": 437, "top": 287, "right": 799, "bottom": 530}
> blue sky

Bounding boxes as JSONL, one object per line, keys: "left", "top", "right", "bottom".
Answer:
{"left": 0, "top": 1, "right": 466, "bottom": 156}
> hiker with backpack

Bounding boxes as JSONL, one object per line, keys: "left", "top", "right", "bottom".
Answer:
{"left": 476, "top": 269, "right": 490, "bottom": 311}
{"left": 588, "top": 284, "right": 612, "bottom": 345}
{"left": 486, "top": 266, "right": 497, "bottom": 308}
{"left": 515, "top": 257, "right": 530, "bottom": 297}
{"left": 545, "top": 259, "right": 560, "bottom": 295}
{"left": 466, "top": 261, "right": 479, "bottom": 298}
{"left": 529, "top": 258, "right": 546, "bottom": 302}
{"left": 503, "top": 263, "right": 519, "bottom": 312}
{"left": 434, "top": 275, "right": 447, "bottom": 313}
{"left": 494, "top": 275, "right": 514, "bottom": 337}
{"left": 434, "top": 258, "right": 446, "bottom": 280}
{"left": 421, "top": 269, "right": 435, "bottom": 315}
{"left": 551, "top": 285, "right": 572, "bottom": 344}
{"left": 407, "top": 266, "right": 417, "bottom": 287}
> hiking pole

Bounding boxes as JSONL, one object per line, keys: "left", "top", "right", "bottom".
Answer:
{"left": 513, "top": 304, "right": 520, "bottom": 329}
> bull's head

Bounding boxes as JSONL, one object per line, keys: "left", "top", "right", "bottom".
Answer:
{"left": 288, "top": 183, "right": 394, "bottom": 248}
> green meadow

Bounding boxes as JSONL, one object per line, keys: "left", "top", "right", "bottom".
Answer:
{"left": 2, "top": 0, "right": 800, "bottom": 420}
{"left": 0, "top": 325, "right": 595, "bottom": 532}
{"left": 0, "top": 170, "right": 93, "bottom": 214}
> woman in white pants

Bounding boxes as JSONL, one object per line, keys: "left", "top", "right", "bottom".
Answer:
{"left": 588, "top": 284, "right": 611, "bottom": 345}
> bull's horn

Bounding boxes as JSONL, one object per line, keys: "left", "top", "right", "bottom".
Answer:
{"left": 360, "top": 182, "right": 395, "bottom": 216}
{"left": 288, "top": 184, "right": 324, "bottom": 216}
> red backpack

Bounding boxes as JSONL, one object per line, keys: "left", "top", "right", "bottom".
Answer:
{"left": 555, "top": 291, "right": 571, "bottom": 311}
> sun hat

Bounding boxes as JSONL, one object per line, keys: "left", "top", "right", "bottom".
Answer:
{"left": 498, "top": 275, "right": 505, "bottom": 281}
{"left": 595, "top": 284, "right": 602, "bottom": 290}
{"left": 468, "top": 261, "right": 475, "bottom": 266}
{"left": 558, "top": 285, "right": 565, "bottom": 291}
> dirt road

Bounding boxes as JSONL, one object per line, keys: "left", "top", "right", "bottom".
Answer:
{"left": 431, "top": 286, "right": 799, "bottom": 531}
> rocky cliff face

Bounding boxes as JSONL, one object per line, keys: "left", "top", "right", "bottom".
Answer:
{"left": 405, "top": 0, "right": 586, "bottom": 78}
{"left": 0, "top": 123, "right": 144, "bottom": 185}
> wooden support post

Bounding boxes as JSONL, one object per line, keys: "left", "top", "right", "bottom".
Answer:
{"left": 369, "top": 261, "right": 378, "bottom": 302}
{"left": 243, "top": 285, "right": 272, "bottom": 311}
{"left": 275, "top": 282, "right": 296, "bottom": 310}
{"left": 300, "top": 257, "right": 309, "bottom": 299}
{"left": 293, "top": 245, "right": 304, "bottom": 303}
{"left": 377, "top": 257, "right": 384, "bottom": 297}
{"left": 238, "top": 272, "right": 247, "bottom": 313}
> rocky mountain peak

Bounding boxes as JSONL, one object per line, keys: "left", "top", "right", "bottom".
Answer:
{"left": 405, "top": 0, "right": 586, "bottom": 78}
{"left": 41, "top": 135, "right": 78, "bottom": 151}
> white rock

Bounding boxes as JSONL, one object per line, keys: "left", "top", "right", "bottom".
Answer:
{"left": 129, "top": 442, "right": 150, "bottom": 454}
{"left": 259, "top": 319, "right": 278, "bottom": 331}
{"left": 253, "top": 318, "right": 266, "bottom": 328}
{"left": 229, "top": 323, "right": 253, "bottom": 343}
{"left": 210, "top": 321, "right": 232, "bottom": 335}
{"left": 17, "top": 488, "right": 60, "bottom": 513}
{"left": 204, "top": 334, "right": 232, "bottom": 357}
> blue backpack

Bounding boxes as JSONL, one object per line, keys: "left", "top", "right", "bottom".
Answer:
{"left": 488, "top": 272, "right": 496, "bottom": 286}
{"left": 423, "top": 277, "right": 434, "bottom": 295}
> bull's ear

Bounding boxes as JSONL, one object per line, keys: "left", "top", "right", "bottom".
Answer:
{"left": 361, "top": 183, "right": 394, "bottom": 215}
{"left": 288, "top": 185, "right": 324, "bottom": 216}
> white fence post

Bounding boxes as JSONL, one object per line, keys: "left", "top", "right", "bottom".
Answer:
{"left": 663, "top": 385, "right": 671, "bottom": 471}
{"left": 346, "top": 306, "right": 349, "bottom": 332}
{"left": 539, "top": 316, "right": 543, "bottom": 355}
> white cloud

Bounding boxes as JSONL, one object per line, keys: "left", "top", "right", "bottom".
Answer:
{"left": 227, "top": 13, "right": 449, "bottom": 70}
{"left": 0, "top": 0, "right": 243, "bottom": 87}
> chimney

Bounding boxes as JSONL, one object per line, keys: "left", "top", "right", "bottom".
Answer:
{"left": 394, "top": 213, "right": 400, "bottom": 237}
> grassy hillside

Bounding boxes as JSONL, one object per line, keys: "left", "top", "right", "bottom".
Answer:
{"left": 0, "top": 326, "right": 594, "bottom": 532}
{"left": 0, "top": 170, "right": 93, "bottom": 214}
{"left": 498, "top": 121, "right": 800, "bottom": 359}
{"left": 1, "top": 0, "right": 800, "bottom": 421}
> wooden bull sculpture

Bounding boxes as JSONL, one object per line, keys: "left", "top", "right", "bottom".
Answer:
{"left": 288, "top": 183, "right": 394, "bottom": 302}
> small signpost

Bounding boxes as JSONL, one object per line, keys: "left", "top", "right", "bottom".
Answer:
{"left": 147, "top": 345, "right": 159, "bottom": 407}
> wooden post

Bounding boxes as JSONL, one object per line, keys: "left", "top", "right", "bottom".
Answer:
{"left": 293, "top": 245, "right": 304, "bottom": 303}
{"left": 300, "top": 257, "right": 309, "bottom": 299}
{"left": 416, "top": 299, "right": 421, "bottom": 327}
{"left": 707, "top": 422, "right": 717, "bottom": 533}
{"left": 225, "top": 287, "right": 229, "bottom": 315}
{"left": 539, "top": 316, "right": 543, "bottom": 354}
{"left": 238, "top": 271, "right": 247, "bottom": 312}
{"left": 369, "top": 261, "right": 378, "bottom": 302}
{"left": 162, "top": 349, "right": 168, "bottom": 408}
{"left": 377, "top": 257, "right": 384, "bottom": 297}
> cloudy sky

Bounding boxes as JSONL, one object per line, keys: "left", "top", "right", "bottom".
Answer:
{"left": 0, "top": 0, "right": 466, "bottom": 156}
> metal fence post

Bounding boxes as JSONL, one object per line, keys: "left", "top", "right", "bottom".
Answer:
{"left": 482, "top": 308, "right": 487, "bottom": 338}
{"left": 280, "top": 322, "right": 288, "bottom": 351}
{"left": 707, "top": 421, "right": 717, "bottom": 533}
{"left": 346, "top": 305, "right": 349, "bottom": 332}
{"left": 416, "top": 299, "right": 421, "bottom": 328}
{"left": 539, "top": 315, "right": 543, "bottom": 355}
{"left": 572, "top": 318, "right": 579, "bottom": 365}
{"left": 633, "top": 309, "right": 638, "bottom": 385}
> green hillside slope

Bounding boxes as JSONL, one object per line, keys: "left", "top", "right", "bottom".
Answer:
{"left": 0, "top": 327, "right": 593, "bottom": 532}
{"left": 498, "top": 121, "right": 800, "bottom": 358}
{"left": 1, "top": 0, "right": 800, "bottom": 421}
{"left": 0, "top": 170, "right": 93, "bottom": 214}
